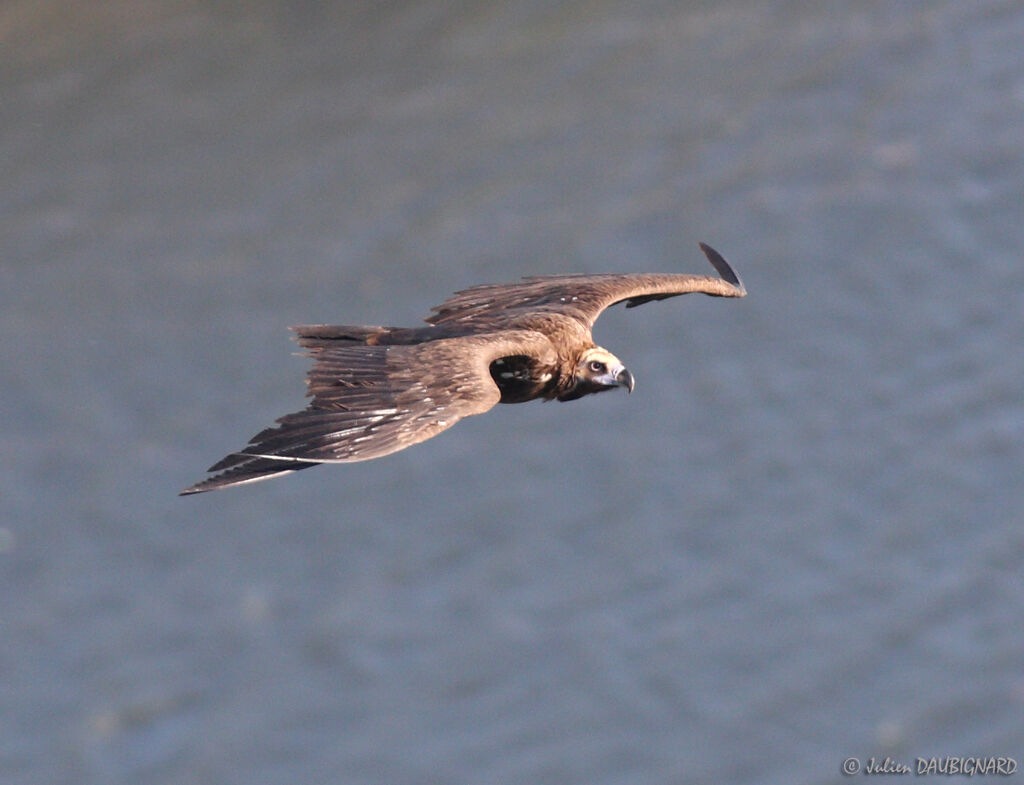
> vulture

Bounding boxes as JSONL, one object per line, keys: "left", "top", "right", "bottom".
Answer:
{"left": 181, "top": 243, "right": 745, "bottom": 495}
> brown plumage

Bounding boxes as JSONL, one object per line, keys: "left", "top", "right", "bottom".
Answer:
{"left": 181, "top": 243, "right": 745, "bottom": 495}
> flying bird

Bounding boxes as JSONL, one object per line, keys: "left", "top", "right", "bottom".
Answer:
{"left": 181, "top": 243, "right": 745, "bottom": 495}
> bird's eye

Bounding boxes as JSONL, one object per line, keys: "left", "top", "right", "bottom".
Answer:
{"left": 589, "top": 360, "right": 606, "bottom": 373}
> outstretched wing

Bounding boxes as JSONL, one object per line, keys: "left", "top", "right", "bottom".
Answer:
{"left": 180, "top": 330, "right": 555, "bottom": 495}
{"left": 426, "top": 242, "right": 745, "bottom": 330}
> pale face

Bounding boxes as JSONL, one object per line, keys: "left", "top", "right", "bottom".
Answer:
{"left": 561, "top": 346, "right": 634, "bottom": 400}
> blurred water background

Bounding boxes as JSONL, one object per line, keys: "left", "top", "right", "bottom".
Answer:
{"left": 3, "top": 1, "right": 1023, "bottom": 783}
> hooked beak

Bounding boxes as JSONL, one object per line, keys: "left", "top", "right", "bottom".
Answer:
{"left": 614, "top": 366, "right": 635, "bottom": 394}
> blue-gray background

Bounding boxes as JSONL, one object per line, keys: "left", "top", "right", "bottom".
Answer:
{"left": 3, "top": 2, "right": 1022, "bottom": 783}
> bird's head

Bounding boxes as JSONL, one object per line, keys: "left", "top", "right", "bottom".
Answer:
{"left": 559, "top": 346, "right": 634, "bottom": 401}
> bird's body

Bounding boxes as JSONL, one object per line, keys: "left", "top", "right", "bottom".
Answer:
{"left": 181, "top": 243, "right": 745, "bottom": 495}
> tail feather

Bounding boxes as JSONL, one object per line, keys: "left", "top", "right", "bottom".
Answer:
{"left": 290, "top": 324, "right": 392, "bottom": 350}
{"left": 290, "top": 324, "right": 433, "bottom": 349}
{"left": 179, "top": 454, "right": 319, "bottom": 496}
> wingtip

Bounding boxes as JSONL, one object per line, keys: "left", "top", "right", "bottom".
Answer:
{"left": 179, "top": 479, "right": 214, "bottom": 496}
{"left": 698, "top": 242, "right": 746, "bottom": 296}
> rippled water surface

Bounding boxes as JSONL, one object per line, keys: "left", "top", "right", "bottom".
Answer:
{"left": 3, "top": 2, "right": 1023, "bottom": 783}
